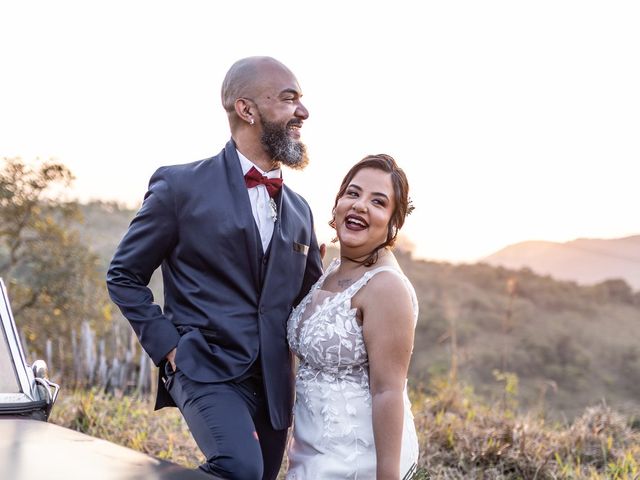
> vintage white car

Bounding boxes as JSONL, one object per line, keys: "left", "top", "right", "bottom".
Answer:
{"left": 0, "top": 279, "right": 212, "bottom": 480}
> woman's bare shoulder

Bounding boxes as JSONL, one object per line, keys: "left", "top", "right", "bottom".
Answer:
{"left": 358, "top": 265, "right": 413, "bottom": 314}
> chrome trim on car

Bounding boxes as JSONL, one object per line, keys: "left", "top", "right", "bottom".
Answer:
{"left": 0, "top": 279, "right": 37, "bottom": 401}
{"left": 34, "top": 376, "right": 60, "bottom": 406}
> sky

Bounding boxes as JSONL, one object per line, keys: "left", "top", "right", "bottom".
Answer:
{"left": 1, "top": 1, "right": 639, "bottom": 263}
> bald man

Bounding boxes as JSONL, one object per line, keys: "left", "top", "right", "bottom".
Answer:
{"left": 107, "top": 56, "right": 323, "bottom": 479}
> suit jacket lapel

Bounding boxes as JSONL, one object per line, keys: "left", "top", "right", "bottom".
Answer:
{"left": 222, "top": 140, "right": 261, "bottom": 288}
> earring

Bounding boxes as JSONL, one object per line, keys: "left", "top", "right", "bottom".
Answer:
{"left": 249, "top": 118, "right": 255, "bottom": 126}
{"left": 330, "top": 210, "right": 338, "bottom": 243}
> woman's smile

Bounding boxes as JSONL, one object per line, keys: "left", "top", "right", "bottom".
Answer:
{"left": 335, "top": 167, "right": 395, "bottom": 258}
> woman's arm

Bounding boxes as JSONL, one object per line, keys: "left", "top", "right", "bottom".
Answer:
{"left": 360, "top": 272, "right": 415, "bottom": 480}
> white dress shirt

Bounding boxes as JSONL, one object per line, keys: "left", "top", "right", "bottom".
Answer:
{"left": 237, "top": 150, "right": 281, "bottom": 253}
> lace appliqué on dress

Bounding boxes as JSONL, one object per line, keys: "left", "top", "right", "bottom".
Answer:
{"left": 286, "top": 259, "right": 420, "bottom": 478}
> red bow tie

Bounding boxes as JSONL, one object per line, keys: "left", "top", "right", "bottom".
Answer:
{"left": 244, "top": 167, "right": 283, "bottom": 198}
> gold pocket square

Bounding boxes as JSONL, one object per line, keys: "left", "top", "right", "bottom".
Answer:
{"left": 293, "top": 242, "right": 309, "bottom": 255}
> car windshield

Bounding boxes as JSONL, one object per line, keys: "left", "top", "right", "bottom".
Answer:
{"left": 0, "top": 279, "right": 56, "bottom": 419}
{"left": 0, "top": 324, "right": 21, "bottom": 393}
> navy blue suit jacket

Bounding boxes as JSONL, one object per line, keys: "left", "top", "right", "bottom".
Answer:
{"left": 106, "top": 140, "right": 323, "bottom": 429}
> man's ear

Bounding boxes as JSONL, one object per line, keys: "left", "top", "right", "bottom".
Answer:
{"left": 235, "top": 98, "right": 254, "bottom": 125}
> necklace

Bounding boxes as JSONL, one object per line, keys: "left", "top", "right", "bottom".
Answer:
{"left": 340, "top": 246, "right": 388, "bottom": 267}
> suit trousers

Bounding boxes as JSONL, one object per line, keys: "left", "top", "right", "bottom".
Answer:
{"left": 164, "top": 363, "right": 287, "bottom": 480}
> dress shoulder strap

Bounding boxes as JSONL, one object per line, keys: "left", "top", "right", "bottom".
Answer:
{"left": 344, "top": 266, "right": 419, "bottom": 320}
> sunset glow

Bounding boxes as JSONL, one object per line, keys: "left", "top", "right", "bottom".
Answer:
{"left": 1, "top": 0, "right": 638, "bottom": 262}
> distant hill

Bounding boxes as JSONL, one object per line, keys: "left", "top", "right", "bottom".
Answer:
{"left": 81, "top": 202, "right": 640, "bottom": 420}
{"left": 482, "top": 236, "right": 640, "bottom": 290}
{"left": 79, "top": 201, "right": 165, "bottom": 297}
{"left": 79, "top": 201, "right": 137, "bottom": 269}
{"left": 396, "top": 254, "right": 640, "bottom": 420}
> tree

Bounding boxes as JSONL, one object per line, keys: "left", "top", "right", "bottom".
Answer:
{"left": 0, "top": 157, "right": 111, "bottom": 367}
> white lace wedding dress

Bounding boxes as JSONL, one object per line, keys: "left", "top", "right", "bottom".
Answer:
{"left": 286, "top": 259, "right": 419, "bottom": 479}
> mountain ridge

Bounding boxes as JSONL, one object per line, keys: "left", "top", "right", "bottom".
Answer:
{"left": 482, "top": 235, "right": 640, "bottom": 289}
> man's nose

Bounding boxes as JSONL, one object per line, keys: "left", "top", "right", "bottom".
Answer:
{"left": 296, "top": 101, "right": 309, "bottom": 120}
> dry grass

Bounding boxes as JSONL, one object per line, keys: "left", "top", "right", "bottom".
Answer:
{"left": 412, "top": 379, "right": 640, "bottom": 479}
{"left": 50, "top": 389, "right": 201, "bottom": 468}
{"left": 50, "top": 384, "right": 640, "bottom": 479}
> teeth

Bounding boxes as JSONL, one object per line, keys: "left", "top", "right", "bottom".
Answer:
{"left": 347, "top": 218, "right": 366, "bottom": 227}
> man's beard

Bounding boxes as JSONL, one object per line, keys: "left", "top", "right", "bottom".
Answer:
{"left": 259, "top": 114, "right": 309, "bottom": 170}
